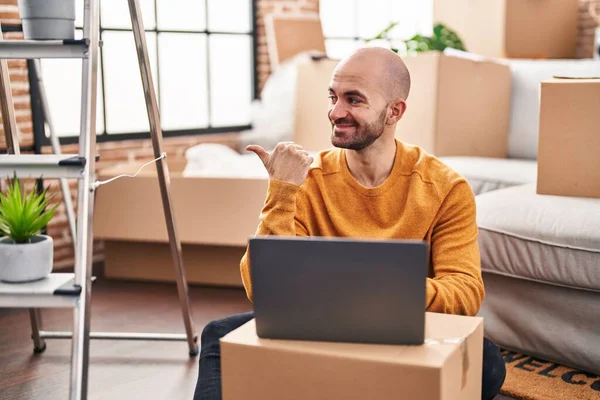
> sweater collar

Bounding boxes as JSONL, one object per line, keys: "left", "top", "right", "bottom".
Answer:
{"left": 338, "top": 139, "right": 405, "bottom": 197}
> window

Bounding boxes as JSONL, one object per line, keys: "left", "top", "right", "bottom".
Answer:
{"left": 319, "top": 0, "right": 433, "bottom": 60}
{"left": 38, "top": 0, "right": 256, "bottom": 142}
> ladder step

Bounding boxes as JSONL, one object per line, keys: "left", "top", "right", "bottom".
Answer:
{"left": 0, "top": 154, "right": 86, "bottom": 179}
{"left": 0, "top": 39, "right": 90, "bottom": 59}
{"left": 0, "top": 273, "right": 80, "bottom": 308}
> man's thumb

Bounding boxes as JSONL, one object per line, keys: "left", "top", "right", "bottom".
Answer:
{"left": 246, "top": 145, "right": 269, "bottom": 166}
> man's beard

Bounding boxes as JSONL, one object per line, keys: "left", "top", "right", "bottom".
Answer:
{"left": 330, "top": 107, "right": 387, "bottom": 150}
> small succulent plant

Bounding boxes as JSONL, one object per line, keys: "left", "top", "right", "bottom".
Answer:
{"left": 0, "top": 176, "right": 57, "bottom": 244}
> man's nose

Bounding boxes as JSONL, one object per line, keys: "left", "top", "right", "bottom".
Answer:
{"left": 329, "top": 100, "right": 347, "bottom": 122}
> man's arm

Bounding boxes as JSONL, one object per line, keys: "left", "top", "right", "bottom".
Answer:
{"left": 241, "top": 142, "right": 314, "bottom": 302}
{"left": 426, "top": 180, "right": 485, "bottom": 316}
{"left": 240, "top": 179, "right": 308, "bottom": 301}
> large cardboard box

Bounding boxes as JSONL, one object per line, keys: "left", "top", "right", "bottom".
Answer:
{"left": 221, "top": 313, "right": 484, "bottom": 400}
{"left": 537, "top": 78, "right": 600, "bottom": 199}
{"left": 399, "top": 52, "right": 511, "bottom": 157}
{"left": 265, "top": 14, "right": 326, "bottom": 71}
{"left": 434, "top": 0, "right": 579, "bottom": 59}
{"left": 293, "top": 53, "right": 511, "bottom": 157}
{"left": 93, "top": 159, "right": 268, "bottom": 287}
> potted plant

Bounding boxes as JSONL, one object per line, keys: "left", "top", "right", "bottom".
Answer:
{"left": 17, "top": 0, "right": 76, "bottom": 40}
{"left": 0, "top": 176, "right": 57, "bottom": 283}
{"left": 366, "top": 22, "right": 467, "bottom": 55}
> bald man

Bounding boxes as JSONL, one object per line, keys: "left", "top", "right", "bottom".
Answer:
{"left": 193, "top": 47, "right": 506, "bottom": 400}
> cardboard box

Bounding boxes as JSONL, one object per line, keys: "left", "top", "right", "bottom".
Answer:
{"left": 537, "top": 78, "right": 600, "bottom": 199}
{"left": 94, "top": 159, "right": 267, "bottom": 246}
{"left": 293, "top": 53, "right": 511, "bottom": 157}
{"left": 399, "top": 52, "right": 511, "bottom": 157}
{"left": 221, "top": 313, "right": 483, "bottom": 400}
{"left": 265, "top": 14, "right": 327, "bottom": 71}
{"left": 102, "top": 241, "right": 246, "bottom": 287}
{"left": 433, "top": 0, "right": 579, "bottom": 59}
{"left": 93, "top": 159, "right": 268, "bottom": 286}
{"left": 293, "top": 57, "right": 339, "bottom": 152}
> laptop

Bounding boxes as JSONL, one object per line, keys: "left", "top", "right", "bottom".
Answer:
{"left": 249, "top": 236, "right": 428, "bottom": 345}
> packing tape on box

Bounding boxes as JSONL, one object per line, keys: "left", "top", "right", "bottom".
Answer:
{"left": 425, "top": 337, "right": 469, "bottom": 389}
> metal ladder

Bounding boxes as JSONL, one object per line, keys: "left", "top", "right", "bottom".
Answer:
{"left": 0, "top": 1, "right": 198, "bottom": 399}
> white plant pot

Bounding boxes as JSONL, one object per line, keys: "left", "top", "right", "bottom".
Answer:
{"left": 17, "top": 0, "right": 76, "bottom": 40}
{"left": 0, "top": 235, "right": 53, "bottom": 283}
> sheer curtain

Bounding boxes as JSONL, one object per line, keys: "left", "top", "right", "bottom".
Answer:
{"left": 319, "top": 0, "right": 433, "bottom": 59}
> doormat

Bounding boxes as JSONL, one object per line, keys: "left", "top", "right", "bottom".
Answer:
{"left": 499, "top": 349, "right": 600, "bottom": 400}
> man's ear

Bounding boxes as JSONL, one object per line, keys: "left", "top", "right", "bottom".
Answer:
{"left": 387, "top": 99, "right": 407, "bottom": 125}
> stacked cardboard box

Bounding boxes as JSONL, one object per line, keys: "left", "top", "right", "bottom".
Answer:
{"left": 434, "top": 0, "right": 580, "bottom": 59}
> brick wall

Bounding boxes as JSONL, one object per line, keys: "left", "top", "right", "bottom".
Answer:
{"left": 1, "top": 0, "right": 597, "bottom": 269}
{"left": 0, "top": 56, "right": 33, "bottom": 150}
{"left": 0, "top": 0, "right": 33, "bottom": 150}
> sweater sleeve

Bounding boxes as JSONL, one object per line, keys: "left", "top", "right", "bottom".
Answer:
{"left": 240, "top": 179, "right": 309, "bottom": 302}
{"left": 426, "top": 181, "right": 485, "bottom": 316}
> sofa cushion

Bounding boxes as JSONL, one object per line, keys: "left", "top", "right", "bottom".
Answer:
{"left": 475, "top": 184, "right": 600, "bottom": 292}
{"left": 439, "top": 157, "right": 537, "bottom": 195}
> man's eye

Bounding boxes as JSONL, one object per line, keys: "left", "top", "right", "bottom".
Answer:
{"left": 328, "top": 95, "right": 337, "bottom": 102}
{"left": 349, "top": 97, "right": 360, "bottom": 104}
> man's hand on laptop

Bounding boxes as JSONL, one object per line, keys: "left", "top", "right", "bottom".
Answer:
{"left": 246, "top": 142, "right": 313, "bottom": 186}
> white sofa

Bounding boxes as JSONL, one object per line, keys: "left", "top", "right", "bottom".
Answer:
{"left": 476, "top": 184, "right": 600, "bottom": 375}
{"left": 439, "top": 55, "right": 600, "bottom": 375}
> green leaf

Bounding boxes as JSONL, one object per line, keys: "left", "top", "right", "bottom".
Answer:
{"left": 433, "top": 24, "right": 444, "bottom": 39}
{"left": 0, "top": 177, "right": 56, "bottom": 243}
{"left": 399, "top": 23, "right": 467, "bottom": 54}
{"left": 365, "top": 21, "right": 400, "bottom": 42}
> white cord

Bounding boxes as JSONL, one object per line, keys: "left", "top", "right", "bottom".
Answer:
{"left": 92, "top": 153, "right": 167, "bottom": 190}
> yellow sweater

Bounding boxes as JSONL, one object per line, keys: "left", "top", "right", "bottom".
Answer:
{"left": 240, "top": 140, "right": 485, "bottom": 316}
